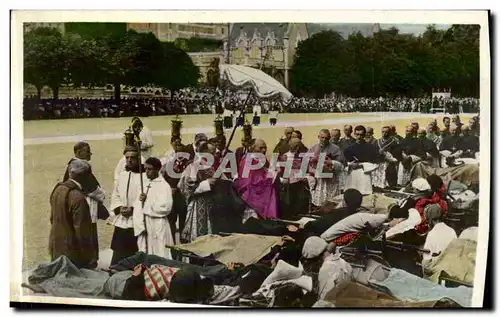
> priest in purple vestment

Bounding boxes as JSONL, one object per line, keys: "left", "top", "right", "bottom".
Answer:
{"left": 233, "top": 139, "right": 280, "bottom": 219}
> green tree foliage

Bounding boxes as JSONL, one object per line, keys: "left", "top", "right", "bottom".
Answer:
{"left": 291, "top": 31, "right": 350, "bottom": 98}
{"left": 66, "top": 34, "right": 108, "bottom": 89}
{"left": 97, "top": 30, "right": 166, "bottom": 101}
{"left": 65, "top": 22, "right": 127, "bottom": 40}
{"left": 154, "top": 42, "right": 200, "bottom": 98}
{"left": 290, "top": 24, "right": 480, "bottom": 98}
{"left": 24, "top": 26, "right": 200, "bottom": 101}
{"left": 24, "top": 27, "right": 72, "bottom": 99}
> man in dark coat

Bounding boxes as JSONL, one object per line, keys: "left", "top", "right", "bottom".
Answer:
{"left": 49, "top": 159, "right": 98, "bottom": 269}
{"left": 273, "top": 127, "right": 294, "bottom": 156}
{"left": 62, "top": 142, "right": 108, "bottom": 258}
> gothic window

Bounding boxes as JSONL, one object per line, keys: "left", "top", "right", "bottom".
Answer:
{"left": 265, "top": 38, "right": 273, "bottom": 56}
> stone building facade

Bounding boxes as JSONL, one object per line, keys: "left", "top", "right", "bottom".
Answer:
{"left": 23, "top": 22, "right": 65, "bottom": 34}
{"left": 126, "top": 23, "right": 229, "bottom": 42}
{"left": 221, "top": 23, "right": 309, "bottom": 88}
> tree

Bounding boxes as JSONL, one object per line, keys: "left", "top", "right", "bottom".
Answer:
{"left": 98, "top": 30, "right": 165, "bottom": 102}
{"left": 154, "top": 42, "right": 200, "bottom": 103}
{"left": 289, "top": 25, "right": 479, "bottom": 98}
{"left": 66, "top": 35, "right": 108, "bottom": 89}
{"left": 24, "top": 27, "right": 72, "bottom": 99}
{"left": 291, "top": 30, "right": 350, "bottom": 97}
{"left": 65, "top": 22, "right": 127, "bottom": 40}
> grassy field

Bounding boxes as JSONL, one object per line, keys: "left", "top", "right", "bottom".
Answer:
{"left": 24, "top": 113, "right": 373, "bottom": 138}
{"left": 22, "top": 112, "right": 474, "bottom": 269}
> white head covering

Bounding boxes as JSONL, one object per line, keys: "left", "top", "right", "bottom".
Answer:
{"left": 302, "top": 236, "right": 328, "bottom": 259}
{"left": 411, "top": 178, "right": 431, "bottom": 192}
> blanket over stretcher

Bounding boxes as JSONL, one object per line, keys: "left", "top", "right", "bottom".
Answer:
{"left": 323, "top": 281, "right": 460, "bottom": 307}
{"left": 174, "top": 233, "right": 282, "bottom": 266}
{"left": 21, "top": 255, "right": 132, "bottom": 299}
{"left": 329, "top": 193, "right": 397, "bottom": 215}
{"left": 369, "top": 268, "right": 473, "bottom": 307}
{"left": 412, "top": 162, "right": 479, "bottom": 187}
{"left": 422, "top": 238, "right": 477, "bottom": 286}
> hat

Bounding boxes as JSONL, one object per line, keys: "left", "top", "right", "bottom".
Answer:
{"left": 424, "top": 204, "right": 442, "bottom": 228}
{"left": 194, "top": 133, "right": 208, "bottom": 143}
{"left": 411, "top": 178, "right": 431, "bottom": 192}
{"left": 302, "top": 236, "right": 328, "bottom": 259}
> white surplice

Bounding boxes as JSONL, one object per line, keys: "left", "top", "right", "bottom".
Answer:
{"left": 344, "top": 162, "right": 379, "bottom": 195}
{"left": 133, "top": 176, "right": 174, "bottom": 259}
{"left": 87, "top": 187, "right": 106, "bottom": 223}
{"left": 113, "top": 155, "right": 147, "bottom": 186}
{"left": 108, "top": 171, "right": 145, "bottom": 229}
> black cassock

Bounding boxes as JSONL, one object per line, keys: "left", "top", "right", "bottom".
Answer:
{"left": 344, "top": 141, "right": 381, "bottom": 163}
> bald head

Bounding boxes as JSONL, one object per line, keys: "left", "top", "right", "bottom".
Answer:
{"left": 418, "top": 128, "right": 427, "bottom": 138}
{"left": 405, "top": 125, "right": 414, "bottom": 137}
{"left": 344, "top": 125, "right": 353, "bottom": 137}
{"left": 251, "top": 138, "right": 267, "bottom": 154}
{"left": 366, "top": 127, "right": 374, "bottom": 134}
{"left": 331, "top": 129, "right": 341, "bottom": 143}
{"left": 284, "top": 127, "right": 294, "bottom": 140}
{"left": 318, "top": 129, "right": 331, "bottom": 147}
{"left": 68, "top": 158, "right": 91, "bottom": 184}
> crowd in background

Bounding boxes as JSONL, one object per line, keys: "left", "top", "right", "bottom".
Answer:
{"left": 23, "top": 87, "right": 480, "bottom": 121}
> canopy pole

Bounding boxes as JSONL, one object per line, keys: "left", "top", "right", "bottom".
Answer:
{"left": 223, "top": 88, "right": 253, "bottom": 157}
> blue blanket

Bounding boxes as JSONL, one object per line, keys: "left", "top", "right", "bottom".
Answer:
{"left": 370, "top": 268, "right": 473, "bottom": 307}
{"left": 22, "top": 255, "right": 132, "bottom": 299}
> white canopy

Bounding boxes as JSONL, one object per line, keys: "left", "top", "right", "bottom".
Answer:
{"left": 219, "top": 64, "right": 293, "bottom": 101}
